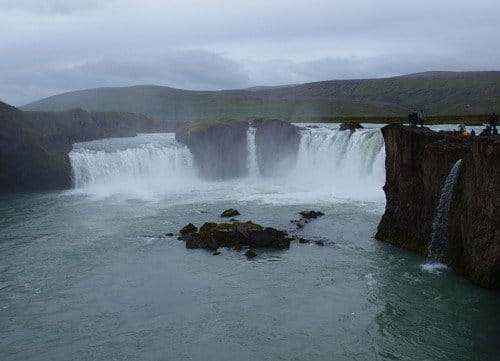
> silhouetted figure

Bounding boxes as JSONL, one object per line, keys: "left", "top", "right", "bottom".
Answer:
{"left": 418, "top": 111, "right": 426, "bottom": 127}
{"left": 471, "top": 129, "right": 476, "bottom": 137}
{"left": 489, "top": 112, "right": 498, "bottom": 132}
{"left": 408, "top": 110, "right": 418, "bottom": 127}
{"left": 458, "top": 123, "right": 466, "bottom": 134}
{"left": 479, "top": 125, "right": 491, "bottom": 136}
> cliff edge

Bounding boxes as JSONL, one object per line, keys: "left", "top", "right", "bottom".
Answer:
{"left": 376, "top": 124, "right": 499, "bottom": 288}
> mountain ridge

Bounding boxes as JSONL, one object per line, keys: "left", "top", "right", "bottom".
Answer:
{"left": 21, "top": 71, "right": 500, "bottom": 120}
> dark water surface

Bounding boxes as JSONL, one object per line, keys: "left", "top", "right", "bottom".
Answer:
{"left": 1, "top": 189, "right": 499, "bottom": 361}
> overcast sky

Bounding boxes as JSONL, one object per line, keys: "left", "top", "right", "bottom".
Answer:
{"left": 1, "top": 0, "right": 499, "bottom": 105}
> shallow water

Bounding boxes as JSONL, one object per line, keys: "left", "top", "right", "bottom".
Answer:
{"left": 1, "top": 124, "right": 498, "bottom": 361}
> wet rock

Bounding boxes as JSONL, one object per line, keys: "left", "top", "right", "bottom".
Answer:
{"left": 182, "top": 221, "right": 290, "bottom": 251}
{"left": 212, "top": 251, "right": 221, "bottom": 256}
{"left": 299, "top": 238, "right": 310, "bottom": 244}
{"left": 180, "top": 223, "right": 197, "bottom": 235}
{"left": 315, "top": 240, "right": 325, "bottom": 246}
{"left": 376, "top": 124, "right": 500, "bottom": 289}
{"left": 220, "top": 208, "right": 240, "bottom": 217}
{"left": 175, "top": 120, "right": 249, "bottom": 179}
{"left": 245, "top": 250, "right": 257, "bottom": 259}
{"left": 299, "top": 210, "right": 325, "bottom": 219}
{"left": 339, "top": 122, "right": 363, "bottom": 132}
{"left": 254, "top": 119, "right": 300, "bottom": 176}
{"left": 185, "top": 233, "right": 202, "bottom": 249}
{"left": 234, "top": 244, "right": 244, "bottom": 251}
{"left": 165, "top": 232, "right": 174, "bottom": 237}
{"left": 229, "top": 218, "right": 239, "bottom": 222}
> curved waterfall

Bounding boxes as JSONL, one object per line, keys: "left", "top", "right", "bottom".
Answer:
{"left": 69, "top": 125, "right": 385, "bottom": 200}
{"left": 70, "top": 133, "right": 194, "bottom": 193}
{"left": 429, "top": 159, "right": 463, "bottom": 261}
{"left": 290, "top": 125, "right": 385, "bottom": 198}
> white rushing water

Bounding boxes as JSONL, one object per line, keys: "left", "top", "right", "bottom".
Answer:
{"left": 69, "top": 133, "right": 195, "bottom": 196}
{"left": 69, "top": 124, "right": 386, "bottom": 202}
{"left": 290, "top": 124, "right": 385, "bottom": 199}
{"left": 429, "top": 159, "right": 463, "bottom": 260}
{"left": 246, "top": 127, "right": 259, "bottom": 178}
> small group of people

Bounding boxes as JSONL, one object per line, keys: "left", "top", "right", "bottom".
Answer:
{"left": 477, "top": 112, "right": 498, "bottom": 136}
{"left": 457, "top": 112, "right": 498, "bottom": 137}
{"left": 407, "top": 109, "right": 498, "bottom": 136}
{"left": 408, "top": 109, "right": 426, "bottom": 127}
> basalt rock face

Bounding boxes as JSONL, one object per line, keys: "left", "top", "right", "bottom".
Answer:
{"left": 376, "top": 124, "right": 500, "bottom": 288}
{"left": 447, "top": 137, "right": 500, "bottom": 288}
{"left": 176, "top": 121, "right": 249, "bottom": 179}
{"left": 253, "top": 119, "right": 300, "bottom": 176}
{"left": 0, "top": 101, "right": 179, "bottom": 192}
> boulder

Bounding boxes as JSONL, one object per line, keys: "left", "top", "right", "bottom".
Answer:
{"left": 220, "top": 208, "right": 240, "bottom": 217}
{"left": 245, "top": 250, "right": 258, "bottom": 259}
{"left": 180, "top": 223, "right": 197, "bottom": 236}
{"left": 339, "top": 122, "right": 363, "bottom": 132}
{"left": 182, "top": 221, "right": 291, "bottom": 252}
{"left": 299, "top": 210, "right": 324, "bottom": 219}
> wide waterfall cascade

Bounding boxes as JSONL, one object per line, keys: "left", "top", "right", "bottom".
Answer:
{"left": 289, "top": 125, "right": 386, "bottom": 199}
{"left": 429, "top": 159, "right": 463, "bottom": 261}
{"left": 246, "top": 127, "right": 259, "bottom": 177}
{"left": 69, "top": 133, "right": 195, "bottom": 193}
{"left": 68, "top": 125, "right": 386, "bottom": 201}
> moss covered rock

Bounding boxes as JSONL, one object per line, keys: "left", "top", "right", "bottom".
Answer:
{"left": 180, "top": 221, "right": 290, "bottom": 251}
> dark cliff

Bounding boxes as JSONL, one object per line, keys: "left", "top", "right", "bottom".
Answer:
{"left": 253, "top": 119, "right": 300, "bottom": 176}
{"left": 175, "top": 120, "right": 249, "bottom": 179}
{"left": 376, "top": 124, "right": 499, "bottom": 288}
{"left": 0, "top": 101, "right": 180, "bottom": 192}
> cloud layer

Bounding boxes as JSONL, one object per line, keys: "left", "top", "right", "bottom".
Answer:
{"left": 1, "top": 0, "right": 499, "bottom": 105}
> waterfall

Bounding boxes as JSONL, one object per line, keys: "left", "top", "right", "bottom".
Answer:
{"left": 69, "top": 133, "right": 195, "bottom": 194}
{"left": 68, "top": 125, "right": 386, "bottom": 200}
{"left": 246, "top": 127, "right": 259, "bottom": 177}
{"left": 289, "top": 126, "right": 385, "bottom": 199}
{"left": 429, "top": 159, "right": 463, "bottom": 261}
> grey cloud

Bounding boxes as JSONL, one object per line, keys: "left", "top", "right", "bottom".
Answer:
{"left": 1, "top": 50, "right": 251, "bottom": 105}
{"left": 0, "top": 0, "right": 104, "bottom": 14}
{"left": 0, "top": 0, "right": 499, "bottom": 105}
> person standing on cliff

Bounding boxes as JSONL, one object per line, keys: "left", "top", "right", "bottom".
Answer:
{"left": 418, "top": 110, "right": 426, "bottom": 127}
{"left": 489, "top": 112, "right": 498, "bottom": 132}
{"left": 408, "top": 110, "right": 418, "bottom": 127}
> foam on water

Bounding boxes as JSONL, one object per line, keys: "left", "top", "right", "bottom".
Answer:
{"left": 420, "top": 261, "right": 449, "bottom": 274}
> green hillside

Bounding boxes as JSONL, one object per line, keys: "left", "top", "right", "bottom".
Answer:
{"left": 22, "top": 71, "right": 500, "bottom": 120}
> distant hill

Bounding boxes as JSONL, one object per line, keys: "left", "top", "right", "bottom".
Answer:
{"left": 22, "top": 71, "right": 500, "bottom": 120}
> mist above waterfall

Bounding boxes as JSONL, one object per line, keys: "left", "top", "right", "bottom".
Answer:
{"left": 69, "top": 124, "right": 385, "bottom": 203}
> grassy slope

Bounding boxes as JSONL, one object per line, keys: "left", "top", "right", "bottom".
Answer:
{"left": 22, "top": 71, "right": 500, "bottom": 121}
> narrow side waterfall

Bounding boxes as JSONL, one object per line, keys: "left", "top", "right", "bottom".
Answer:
{"left": 246, "top": 127, "right": 259, "bottom": 177}
{"left": 429, "top": 159, "right": 463, "bottom": 260}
